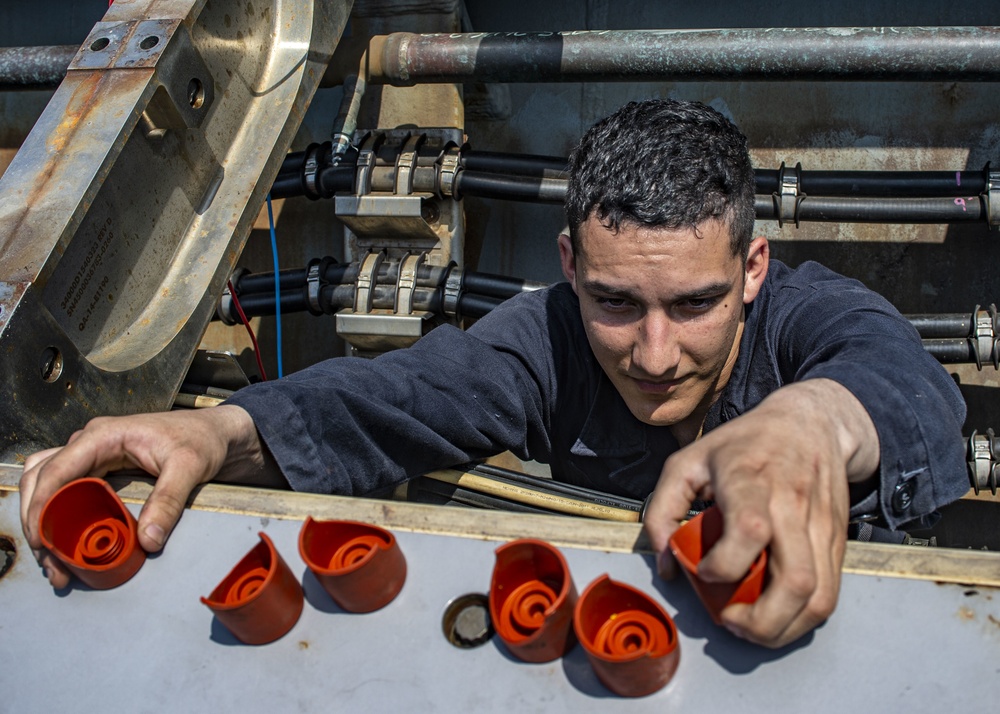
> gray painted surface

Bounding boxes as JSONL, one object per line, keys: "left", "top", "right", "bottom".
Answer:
{"left": 2, "top": 495, "right": 998, "bottom": 711}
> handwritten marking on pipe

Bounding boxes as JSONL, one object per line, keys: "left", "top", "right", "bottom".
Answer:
{"left": 955, "top": 198, "right": 967, "bottom": 211}
{"left": 956, "top": 171, "right": 962, "bottom": 187}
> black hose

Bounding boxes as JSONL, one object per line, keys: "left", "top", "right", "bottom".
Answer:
{"left": 458, "top": 293, "right": 503, "bottom": 319}
{"left": 236, "top": 269, "right": 308, "bottom": 295}
{"left": 923, "top": 339, "right": 976, "bottom": 363}
{"left": 463, "top": 151, "right": 567, "bottom": 178}
{"left": 909, "top": 314, "right": 975, "bottom": 339}
{"left": 755, "top": 195, "right": 984, "bottom": 223}
{"left": 455, "top": 171, "right": 567, "bottom": 203}
{"left": 754, "top": 170, "right": 987, "bottom": 197}
{"left": 234, "top": 288, "right": 308, "bottom": 316}
{"left": 462, "top": 271, "right": 546, "bottom": 299}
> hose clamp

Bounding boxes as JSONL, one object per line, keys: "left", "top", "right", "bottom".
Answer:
{"left": 306, "top": 259, "right": 323, "bottom": 315}
{"left": 967, "top": 429, "right": 998, "bottom": 495}
{"left": 439, "top": 145, "right": 462, "bottom": 197}
{"left": 395, "top": 133, "right": 425, "bottom": 196}
{"left": 303, "top": 142, "right": 321, "bottom": 200}
{"left": 443, "top": 263, "right": 463, "bottom": 319}
{"left": 396, "top": 252, "right": 425, "bottom": 315}
{"left": 983, "top": 162, "right": 1000, "bottom": 229}
{"left": 773, "top": 162, "right": 803, "bottom": 228}
{"left": 354, "top": 250, "right": 385, "bottom": 314}
{"left": 971, "top": 303, "right": 997, "bottom": 370}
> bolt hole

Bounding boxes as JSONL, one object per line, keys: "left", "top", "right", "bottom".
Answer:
{"left": 442, "top": 593, "right": 494, "bottom": 649}
{"left": 187, "top": 78, "right": 205, "bottom": 109}
{"left": 90, "top": 37, "right": 110, "bottom": 52}
{"left": 39, "top": 347, "right": 63, "bottom": 383}
{"left": 139, "top": 36, "right": 159, "bottom": 50}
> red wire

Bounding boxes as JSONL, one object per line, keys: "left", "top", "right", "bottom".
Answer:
{"left": 227, "top": 280, "right": 268, "bottom": 381}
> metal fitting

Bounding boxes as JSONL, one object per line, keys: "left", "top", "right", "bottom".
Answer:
{"left": 773, "top": 162, "right": 804, "bottom": 228}
{"left": 439, "top": 145, "right": 462, "bottom": 197}
{"left": 967, "top": 429, "right": 999, "bottom": 495}
{"left": 983, "top": 163, "right": 1000, "bottom": 229}
{"left": 970, "top": 304, "right": 999, "bottom": 370}
{"left": 443, "top": 263, "right": 463, "bottom": 319}
{"left": 354, "top": 251, "right": 386, "bottom": 314}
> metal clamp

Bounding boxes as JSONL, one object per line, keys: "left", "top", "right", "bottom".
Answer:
{"left": 982, "top": 162, "right": 1000, "bottom": 229}
{"left": 395, "top": 252, "right": 425, "bottom": 315}
{"left": 354, "top": 133, "right": 382, "bottom": 196}
{"left": 395, "top": 134, "right": 426, "bottom": 196}
{"left": 302, "top": 142, "right": 323, "bottom": 200}
{"left": 970, "top": 303, "right": 999, "bottom": 370}
{"left": 306, "top": 259, "right": 323, "bottom": 315}
{"left": 354, "top": 251, "right": 385, "bottom": 314}
{"left": 773, "top": 162, "right": 803, "bottom": 228}
{"left": 967, "top": 429, "right": 998, "bottom": 495}
{"left": 443, "top": 263, "right": 463, "bottom": 319}
{"left": 439, "top": 145, "right": 462, "bottom": 197}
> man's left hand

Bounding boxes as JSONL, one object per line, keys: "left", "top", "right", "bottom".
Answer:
{"left": 643, "top": 378, "right": 880, "bottom": 648}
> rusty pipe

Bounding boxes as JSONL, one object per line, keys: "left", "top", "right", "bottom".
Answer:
{"left": 0, "top": 45, "right": 78, "bottom": 90}
{"left": 366, "top": 28, "right": 1000, "bottom": 85}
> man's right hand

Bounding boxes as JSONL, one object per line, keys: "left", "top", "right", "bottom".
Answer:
{"left": 19, "top": 404, "right": 269, "bottom": 589}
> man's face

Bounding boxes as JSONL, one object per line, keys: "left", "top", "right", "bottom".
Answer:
{"left": 559, "top": 215, "right": 767, "bottom": 440}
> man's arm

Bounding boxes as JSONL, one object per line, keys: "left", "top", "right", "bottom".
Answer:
{"left": 19, "top": 405, "right": 285, "bottom": 589}
{"left": 643, "top": 378, "right": 880, "bottom": 648}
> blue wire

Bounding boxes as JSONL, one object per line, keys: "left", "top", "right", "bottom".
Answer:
{"left": 267, "top": 194, "right": 283, "bottom": 379}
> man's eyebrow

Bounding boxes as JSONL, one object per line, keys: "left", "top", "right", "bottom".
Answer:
{"left": 580, "top": 279, "right": 733, "bottom": 302}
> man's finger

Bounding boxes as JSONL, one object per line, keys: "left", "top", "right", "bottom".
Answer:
{"left": 698, "top": 485, "right": 774, "bottom": 584}
{"left": 134, "top": 454, "right": 207, "bottom": 552}
{"left": 643, "top": 453, "right": 711, "bottom": 579}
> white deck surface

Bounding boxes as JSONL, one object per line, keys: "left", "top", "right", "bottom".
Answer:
{"left": 2, "top": 491, "right": 999, "bottom": 712}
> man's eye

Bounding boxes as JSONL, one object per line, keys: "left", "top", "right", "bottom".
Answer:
{"left": 684, "top": 296, "right": 717, "bottom": 310}
{"left": 597, "top": 297, "right": 631, "bottom": 310}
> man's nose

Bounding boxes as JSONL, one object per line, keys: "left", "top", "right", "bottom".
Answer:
{"left": 631, "top": 312, "right": 681, "bottom": 377}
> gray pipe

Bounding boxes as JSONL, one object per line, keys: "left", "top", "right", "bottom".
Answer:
{"left": 0, "top": 45, "right": 78, "bottom": 90}
{"left": 367, "top": 28, "right": 1000, "bottom": 84}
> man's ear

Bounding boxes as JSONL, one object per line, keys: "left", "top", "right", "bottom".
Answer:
{"left": 557, "top": 233, "right": 579, "bottom": 294}
{"left": 742, "top": 236, "right": 770, "bottom": 304}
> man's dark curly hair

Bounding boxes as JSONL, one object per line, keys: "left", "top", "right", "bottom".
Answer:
{"left": 566, "top": 99, "right": 755, "bottom": 259}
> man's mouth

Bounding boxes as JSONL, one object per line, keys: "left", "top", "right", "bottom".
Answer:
{"left": 632, "top": 377, "right": 684, "bottom": 394}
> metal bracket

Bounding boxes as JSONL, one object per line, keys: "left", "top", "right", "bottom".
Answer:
{"left": 306, "top": 260, "right": 323, "bottom": 315}
{"left": 354, "top": 251, "right": 386, "bottom": 314}
{"left": 773, "top": 162, "right": 804, "bottom": 228}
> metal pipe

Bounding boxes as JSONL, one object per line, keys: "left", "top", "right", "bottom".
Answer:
{"left": 0, "top": 45, "right": 77, "bottom": 90}
{"left": 367, "top": 28, "right": 1000, "bottom": 85}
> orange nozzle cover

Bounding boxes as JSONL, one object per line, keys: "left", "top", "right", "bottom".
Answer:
{"left": 298, "top": 517, "right": 406, "bottom": 613}
{"left": 574, "top": 574, "right": 680, "bottom": 698}
{"left": 668, "top": 505, "right": 768, "bottom": 625}
{"left": 201, "top": 532, "right": 304, "bottom": 645}
{"left": 489, "top": 538, "right": 577, "bottom": 663}
{"left": 38, "top": 477, "right": 146, "bottom": 590}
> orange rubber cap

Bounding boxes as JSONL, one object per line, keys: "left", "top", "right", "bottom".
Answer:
{"left": 574, "top": 574, "right": 680, "bottom": 697}
{"left": 668, "top": 505, "right": 768, "bottom": 625}
{"left": 489, "top": 538, "right": 578, "bottom": 663}
{"left": 38, "top": 477, "right": 146, "bottom": 590}
{"left": 201, "top": 532, "right": 304, "bottom": 645}
{"left": 298, "top": 517, "right": 406, "bottom": 613}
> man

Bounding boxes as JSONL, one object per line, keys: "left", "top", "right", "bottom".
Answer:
{"left": 20, "top": 100, "right": 968, "bottom": 648}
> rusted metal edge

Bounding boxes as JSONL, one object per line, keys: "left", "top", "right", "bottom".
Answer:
{"left": 2, "top": 462, "right": 998, "bottom": 586}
